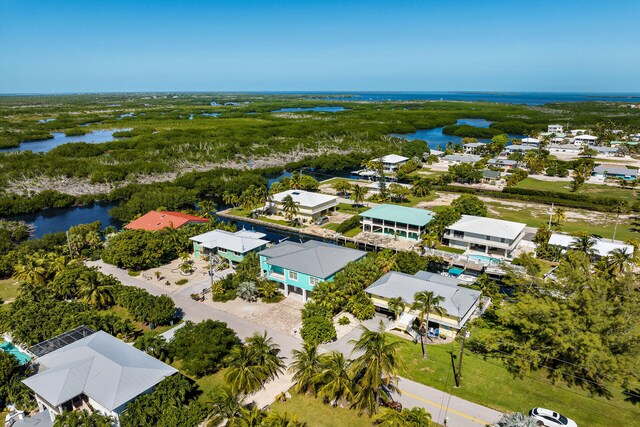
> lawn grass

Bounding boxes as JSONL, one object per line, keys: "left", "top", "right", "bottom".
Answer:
{"left": 390, "top": 335, "right": 640, "bottom": 427}
{"left": 337, "top": 202, "right": 368, "bottom": 214}
{"left": 515, "top": 178, "right": 637, "bottom": 201}
{"left": 0, "top": 278, "right": 20, "bottom": 305}
{"left": 435, "top": 245, "right": 465, "bottom": 254}
{"left": 270, "top": 394, "right": 374, "bottom": 427}
{"left": 343, "top": 227, "right": 362, "bottom": 238}
{"left": 171, "top": 360, "right": 227, "bottom": 403}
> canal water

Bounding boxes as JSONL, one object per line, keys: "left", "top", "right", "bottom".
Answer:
{"left": 272, "top": 106, "right": 347, "bottom": 113}
{"left": 0, "top": 129, "right": 129, "bottom": 153}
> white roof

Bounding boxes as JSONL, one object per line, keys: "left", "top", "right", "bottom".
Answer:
{"left": 23, "top": 331, "right": 177, "bottom": 411}
{"left": 548, "top": 233, "right": 634, "bottom": 258}
{"left": 464, "top": 142, "right": 486, "bottom": 148}
{"left": 521, "top": 137, "right": 540, "bottom": 143}
{"left": 271, "top": 190, "right": 338, "bottom": 208}
{"left": 430, "top": 149, "right": 444, "bottom": 156}
{"left": 377, "top": 154, "right": 409, "bottom": 164}
{"left": 574, "top": 134, "right": 598, "bottom": 140}
{"left": 190, "top": 229, "right": 268, "bottom": 253}
{"left": 442, "top": 154, "right": 481, "bottom": 163}
{"left": 506, "top": 144, "right": 537, "bottom": 151}
{"left": 447, "top": 215, "right": 526, "bottom": 240}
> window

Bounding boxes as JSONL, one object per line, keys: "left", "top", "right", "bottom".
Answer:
{"left": 288, "top": 271, "right": 298, "bottom": 281}
{"left": 500, "top": 238, "right": 506, "bottom": 243}
{"left": 453, "top": 231, "right": 464, "bottom": 238}
{"left": 309, "top": 277, "right": 319, "bottom": 286}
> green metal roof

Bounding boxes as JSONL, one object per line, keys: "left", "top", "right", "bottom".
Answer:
{"left": 359, "top": 204, "right": 434, "bottom": 227}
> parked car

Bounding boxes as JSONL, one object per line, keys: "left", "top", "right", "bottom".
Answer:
{"left": 530, "top": 408, "right": 577, "bottom": 427}
{"left": 314, "top": 216, "right": 329, "bottom": 225}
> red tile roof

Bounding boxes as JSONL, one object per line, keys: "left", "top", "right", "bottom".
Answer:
{"left": 124, "top": 211, "right": 209, "bottom": 231}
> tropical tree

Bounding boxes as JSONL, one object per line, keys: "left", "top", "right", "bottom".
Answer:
{"left": 569, "top": 233, "right": 597, "bottom": 257}
{"left": 281, "top": 195, "right": 300, "bottom": 224}
{"left": 332, "top": 180, "right": 352, "bottom": 196}
{"left": 411, "top": 291, "right": 446, "bottom": 359}
{"left": 551, "top": 207, "right": 566, "bottom": 228}
{"left": 77, "top": 269, "right": 114, "bottom": 308}
{"left": 351, "top": 184, "right": 367, "bottom": 207}
{"left": 421, "top": 233, "right": 440, "bottom": 249}
{"left": 376, "top": 250, "right": 397, "bottom": 273}
{"left": 236, "top": 406, "right": 267, "bottom": 427}
{"left": 53, "top": 410, "right": 113, "bottom": 427}
{"left": 349, "top": 321, "right": 403, "bottom": 415}
{"left": 12, "top": 254, "right": 47, "bottom": 285}
{"left": 262, "top": 411, "right": 307, "bottom": 427}
{"left": 387, "top": 297, "right": 406, "bottom": 320}
{"left": 290, "top": 342, "right": 322, "bottom": 395}
{"left": 490, "top": 412, "right": 538, "bottom": 427}
{"left": 411, "top": 178, "right": 432, "bottom": 197}
{"left": 374, "top": 407, "right": 432, "bottom": 427}
{"left": 607, "top": 247, "right": 634, "bottom": 275}
{"left": 207, "top": 385, "right": 247, "bottom": 427}
{"left": 134, "top": 333, "right": 169, "bottom": 361}
{"left": 315, "top": 351, "right": 354, "bottom": 407}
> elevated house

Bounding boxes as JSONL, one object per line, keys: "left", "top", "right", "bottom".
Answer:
{"left": 548, "top": 233, "right": 634, "bottom": 259}
{"left": 359, "top": 204, "right": 434, "bottom": 241}
{"left": 548, "top": 144, "right": 581, "bottom": 154}
{"left": 259, "top": 241, "right": 366, "bottom": 301}
{"left": 548, "top": 124, "right": 564, "bottom": 133}
{"left": 463, "top": 142, "right": 486, "bottom": 155}
{"left": 375, "top": 154, "right": 410, "bottom": 173}
{"left": 21, "top": 330, "right": 177, "bottom": 426}
{"left": 520, "top": 137, "right": 541, "bottom": 146}
{"left": 124, "top": 211, "right": 209, "bottom": 231}
{"left": 190, "top": 229, "right": 268, "bottom": 265}
{"left": 268, "top": 190, "right": 338, "bottom": 222}
{"left": 592, "top": 146, "right": 621, "bottom": 157}
{"left": 443, "top": 215, "right": 527, "bottom": 258}
{"left": 573, "top": 134, "right": 598, "bottom": 145}
{"left": 365, "top": 271, "right": 482, "bottom": 338}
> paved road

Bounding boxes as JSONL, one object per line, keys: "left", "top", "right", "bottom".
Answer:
{"left": 89, "top": 261, "right": 502, "bottom": 426}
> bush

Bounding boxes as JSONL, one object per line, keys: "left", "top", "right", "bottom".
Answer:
{"left": 259, "top": 280, "right": 282, "bottom": 302}
{"left": 338, "top": 316, "right": 351, "bottom": 326}
{"left": 300, "top": 316, "right": 337, "bottom": 346}
{"left": 102, "top": 229, "right": 177, "bottom": 270}
{"left": 336, "top": 215, "right": 361, "bottom": 234}
{"left": 237, "top": 281, "right": 258, "bottom": 302}
{"left": 112, "top": 284, "right": 176, "bottom": 325}
{"left": 451, "top": 194, "right": 487, "bottom": 216}
{"left": 175, "top": 278, "right": 188, "bottom": 285}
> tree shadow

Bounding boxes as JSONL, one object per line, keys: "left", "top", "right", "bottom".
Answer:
{"left": 623, "top": 388, "right": 640, "bottom": 405}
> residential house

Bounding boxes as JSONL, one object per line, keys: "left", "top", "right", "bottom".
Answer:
{"left": 365, "top": 271, "right": 482, "bottom": 338}
{"left": 481, "top": 170, "right": 501, "bottom": 183}
{"left": 548, "top": 233, "right": 634, "bottom": 258}
{"left": 359, "top": 204, "right": 434, "bottom": 241}
{"left": 124, "top": 211, "right": 209, "bottom": 231}
{"left": 463, "top": 142, "right": 486, "bottom": 155}
{"left": 443, "top": 215, "right": 527, "bottom": 257}
{"left": 548, "top": 124, "right": 564, "bottom": 133}
{"left": 505, "top": 144, "right": 537, "bottom": 153}
{"left": 548, "top": 144, "right": 581, "bottom": 154}
{"left": 22, "top": 330, "right": 177, "bottom": 426}
{"left": 259, "top": 241, "right": 366, "bottom": 301}
{"left": 487, "top": 158, "right": 517, "bottom": 169}
{"left": 269, "top": 190, "right": 338, "bottom": 222}
{"left": 521, "top": 137, "right": 541, "bottom": 146}
{"left": 592, "top": 166, "right": 639, "bottom": 180}
{"left": 428, "top": 149, "right": 445, "bottom": 157}
{"left": 570, "top": 129, "right": 587, "bottom": 136}
{"left": 190, "top": 229, "right": 268, "bottom": 265}
{"left": 376, "top": 154, "right": 410, "bottom": 173}
{"left": 573, "top": 134, "right": 598, "bottom": 145}
{"left": 441, "top": 154, "right": 481, "bottom": 164}
{"left": 592, "top": 146, "right": 621, "bottom": 157}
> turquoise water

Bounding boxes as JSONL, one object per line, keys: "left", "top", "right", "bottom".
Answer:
{"left": 0, "top": 129, "right": 129, "bottom": 153}
{"left": 468, "top": 254, "right": 501, "bottom": 264}
{"left": 0, "top": 341, "right": 31, "bottom": 364}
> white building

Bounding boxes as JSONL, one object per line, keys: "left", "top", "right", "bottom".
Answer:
{"left": 441, "top": 154, "right": 481, "bottom": 164}
{"left": 269, "top": 189, "right": 338, "bottom": 222}
{"left": 573, "top": 134, "right": 598, "bottom": 145}
{"left": 548, "top": 144, "right": 581, "bottom": 154}
{"left": 463, "top": 142, "right": 486, "bottom": 155}
{"left": 521, "top": 137, "right": 541, "bottom": 146}
{"left": 548, "top": 233, "right": 634, "bottom": 258}
{"left": 570, "top": 129, "right": 587, "bottom": 136}
{"left": 376, "top": 154, "right": 410, "bottom": 173}
{"left": 548, "top": 124, "right": 564, "bottom": 133}
{"left": 443, "top": 215, "right": 527, "bottom": 257}
{"left": 505, "top": 144, "right": 537, "bottom": 153}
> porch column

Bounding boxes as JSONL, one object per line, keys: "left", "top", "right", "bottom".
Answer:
{"left": 285, "top": 285, "right": 289, "bottom": 296}
{"left": 303, "top": 289, "right": 308, "bottom": 302}
{"left": 484, "top": 245, "right": 489, "bottom": 254}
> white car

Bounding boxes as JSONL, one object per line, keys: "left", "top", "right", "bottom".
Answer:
{"left": 530, "top": 407, "right": 577, "bottom": 427}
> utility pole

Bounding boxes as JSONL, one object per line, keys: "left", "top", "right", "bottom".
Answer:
{"left": 547, "top": 202, "right": 554, "bottom": 230}
{"left": 456, "top": 327, "right": 471, "bottom": 387}
{"left": 66, "top": 230, "right": 73, "bottom": 258}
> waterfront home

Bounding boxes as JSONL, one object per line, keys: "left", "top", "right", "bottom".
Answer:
{"left": 481, "top": 170, "right": 501, "bottom": 183}
{"left": 487, "top": 158, "right": 517, "bottom": 169}
{"left": 592, "top": 165, "right": 639, "bottom": 180}
{"left": 548, "top": 233, "right": 634, "bottom": 258}
{"left": 443, "top": 215, "right": 527, "bottom": 257}
{"left": 259, "top": 241, "right": 366, "bottom": 301}
{"left": 365, "top": 270, "right": 481, "bottom": 338}
{"left": 124, "top": 210, "right": 209, "bottom": 231}
{"left": 359, "top": 204, "right": 434, "bottom": 241}
{"left": 505, "top": 144, "right": 537, "bottom": 153}
{"left": 269, "top": 189, "right": 338, "bottom": 222}
{"left": 592, "top": 146, "right": 621, "bottom": 157}
{"left": 570, "top": 129, "right": 587, "bottom": 136}
{"left": 548, "top": 124, "right": 564, "bottom": 133}
{"left": 573, "top": 134, "right": 598, "bottom": 145}
{"left": 548, "top": 144, "right": 581, "bottom": 154}
{"left": 610, "top": 140, "right": 640, "bottom": 146}
{"left": 22, "top": 330, "right": 177, "bottom": 425}
{"left": 521, "top": 137, "right": 541, "bottom": 146}
{"left": 463, "top": 142, "right": 486, "bottom": 155}
{"left": 428, "top": 149, "right": 445, "bottom": 157}
{"left": 190, "top": 229, "right": 268, "bottom": 265}
{"left": 375, "top": 154, "right": 410, "bottom": 173}
{"left": 441, "top": 154, "right": 481, "bottom": 164}
{"left": 366, "top": 181, "right": 411, "bottom": 194}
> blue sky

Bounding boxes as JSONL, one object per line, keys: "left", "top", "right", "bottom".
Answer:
{"left": 1, "top": 0, "right": 639, "bottom": 93}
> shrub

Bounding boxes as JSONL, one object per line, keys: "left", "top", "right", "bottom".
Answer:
{"left": 112, "top": 285, "right": 176, "bottom": 325}
{"left": 175, "top": 278, "right": 188, "bottom": 285}
{"left": 338, "top": 316, "right": 351, "bottom": 326}
{"left": 300, "top": 316, "right": 337, "bottom": 346}
{"left": 336, "top": 215, "right": 361, "bottom": 234}
{"left": 237, "top": 281, "right": 258, "bottom": 302}
{"left": 259, "top": 280, "right": 282, "bottom": 303}
{"left": 102, "top": 229, "right": 177, "bottom": 270}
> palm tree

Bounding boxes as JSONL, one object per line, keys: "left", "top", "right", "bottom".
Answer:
{"left": 289, "top": 171, "right": 302, "bottom": 190}
{"left": 315, "top": 351, "right": 354, "bottom": 407}
{"left": 412, "top": 178, "right": 432, "bottom": 197}
{"left": 421, "top": 233, "right": 440, "bottom": 249}
{"left": 570, "top": 233, "right": 597, "bottom": 257}
{"left": 236, "top": 406, "right": 266, "bottom": 427}
{"left": 262, "top": 411, "right": 307, "bottom": 427}
{"left": 607, "top": 247, "right": 633, "bottom": 275}
{"left": 162, "top": 226, "right": 186, "bottom": 251}
{"left": 77, "top": 269, "right": 114, "bottom": 308}
{"left": 374, "top": 407, "right": 432, "bottom": 426}
{"left": 290, "top": 342, "right": 322, "bottom": 395}
{"left": 351, "top": 184, "right": 367, "bottom": 207}
{"left": 53, "top": 410, "right": 112, "bottom": 427}
{"left": 349, "top": 321, "right": 404, "bottom": 415}
{"left": 246, "top": 331, "right": 286, "bottom": 382}
{"left": 207, "top": 385, "right": 246, "bottom": 427}
{"left": 376, "top": 250, "right": 397, "bottom": 273}
{"left": 387, "top": 297, "right": 406, "bottom": 320}
{"left": 12, "top": 255, "right": 47, "bottom": 285}
{"left": 491, "top": 412, "right": 539, "bottom": 427}
{"left": 281, "top": 195, "right": 300, "bottom": 224}
{"left": 134, "top": 333, "right": 168, "bottom": 361}
{"left": 411, "top": 291, "right": 446, "bottom": 359}
{"left": 223, "top": 191, "right": 240, "bottom": 208}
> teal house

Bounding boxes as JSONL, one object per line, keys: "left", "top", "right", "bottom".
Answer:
{"left": 190, "top": 229, "right": 269, "bottom": 265}
{"left": 259, "top": 241, "right": 366, "bottom": 301}
{"left": 359, "top": 204, "right": 434, "bottom": 241}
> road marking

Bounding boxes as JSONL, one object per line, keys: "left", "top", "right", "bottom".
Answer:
{"left": 399, "top": 389, "right": 492, "bottom": 426}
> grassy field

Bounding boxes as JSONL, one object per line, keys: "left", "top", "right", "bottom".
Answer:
{"left": 336, "top": 202, "right": 368, "bottom": 214}
{"left": 515, "top": 178, "right": 638, "bottom": 201}
{"left": 270, "top": 394, "right": 374, "bottom": 427}
{"left": 391, "top": 335, "right": 640, "bottom": 427}
{"left": 0, "top": 278, "right": 19, "bottom": 305}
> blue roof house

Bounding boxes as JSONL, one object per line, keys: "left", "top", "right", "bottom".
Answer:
{"left": 359, "top": 204, "right": 434, "bottom": 241}
{"left": 259, "top": 241, "right": 366, "bottom": 301}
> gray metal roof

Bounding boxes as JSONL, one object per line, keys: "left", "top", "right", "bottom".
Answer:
{"left": 593, "top": 166, "right": 638, "bottom": 176}
{"left": 482, "top": 170, "right": 501, "bottom": 179}
{"left": 365, "top": 271, "right": 481, "bottom": 319}
{"left": 190, "top": 229, "right": 268, "bottom": 253}
{"left": 23, "top": 331, "right": 177, "bottom": 412}
{"left": 259, "top": 240, "right": 366, "bottom": 279}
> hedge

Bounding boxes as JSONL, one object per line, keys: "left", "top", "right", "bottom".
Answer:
{"left": 112, "top": 284, "right": 176, "bottom": 325}
{"left": 336, "top": 215, "right": 362, "bottom": 234}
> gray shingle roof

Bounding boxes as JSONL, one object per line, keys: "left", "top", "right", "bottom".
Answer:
{"left": 259, "top": 240, "right": 366, "bottom": 279}
{"left": 23, "top": 331, "right": 177, "bottom": 411}
{"left": 365, "top": 271, "right": 481, "bottom": 319}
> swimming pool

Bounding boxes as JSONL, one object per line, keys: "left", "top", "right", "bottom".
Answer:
{"left": 467, "top": 254, "right": 502, "bottom": 264}
{"left": 0, "top": 341, "right": 32, "bottom": 364}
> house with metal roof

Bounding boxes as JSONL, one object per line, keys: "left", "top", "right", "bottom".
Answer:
{"left": 505, "top": 144, "right": 537, "bottom": 153}
{"left": 259, "top": 241, "right": 366, "bottom": 301}
{"left": 359, "top": 204, "right": 434, "bottom": 241}
{"left": 547, "top": 233, "right": 634, "bottom": 259}
{"left": 190, "top": 229, "right": 268, "bottom": 264}
{"left": 521, "top": 137, "right": 541, "bottom": 146}
{"left": 269, "top": 189, "right": 339, "bottom": 222}
{"left": 443, "top": 215, "right": 527, "bottom": 258}
{"left": 365, "top": 271, "right": 482, "bottom": 338}
{"left": 441, "top": 154, "right": 481, "bottom": 164}
{"left": 592, "top": 165, "right": 639, "bottom": 180}
{"left": 548, "top": 124, "right": 564, "bottom": 133}
{"left": 487, "top": 158, "right": 517, "bottom": 169}
{"left": 22, "top": 331, "right": 177, "bottom": 425}
{"left": 481, "top": 170, "right": 501, "bottom": 183}
{"left": 573, "top": 134, "right": 598, "bottom": 145}
{"left": 463, "top": 142, "right": 486, "bottom": 155}
{"left": 375, "top": 154, "right": 410, "bottom": 173}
